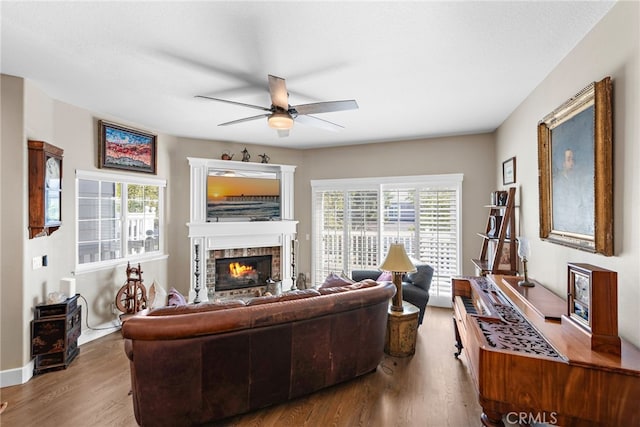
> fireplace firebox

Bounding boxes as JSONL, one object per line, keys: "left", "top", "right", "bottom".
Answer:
{"left": 215, "top": 255, "right": 272, "bottom": 291}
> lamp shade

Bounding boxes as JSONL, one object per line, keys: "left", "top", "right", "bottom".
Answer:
{"left": 379, "top": 243, "right": 417, "bottom": 273}
{"left": 517, "top": 236, "right": 531, "bottom": 260}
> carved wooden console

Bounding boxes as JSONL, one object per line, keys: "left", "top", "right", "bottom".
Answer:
{"left": 452, "top": 274, "right": 640, "bottom": 427}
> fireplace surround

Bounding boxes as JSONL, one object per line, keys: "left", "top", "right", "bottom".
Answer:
{"left": 187, "top": 157, "right": 297, "bottom": 301}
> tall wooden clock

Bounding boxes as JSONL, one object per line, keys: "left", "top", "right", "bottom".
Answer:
{"left": 28, "top": 140, "right": 63, "bottom": 238}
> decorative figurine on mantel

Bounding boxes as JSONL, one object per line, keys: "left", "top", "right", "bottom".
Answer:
{"left": 241, "top": 147, "right": 250, "bottom": 162}
{"left": 221, "top": 151, "right": 234, "bottom": 160}
{"left": 259, "top": 153, "right": 270, "bottom": 163}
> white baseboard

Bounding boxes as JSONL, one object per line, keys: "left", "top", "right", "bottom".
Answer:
{"left": 0, "top": 321, "right": 121, "bottom": 387}
{"left": 78, "top": 320, "right": 122, "bottom": 346}
{"left": 0, "top": 360, "right": 34, "bottom": 388}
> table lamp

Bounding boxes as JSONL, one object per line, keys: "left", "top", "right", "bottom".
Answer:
{"left": 379, "top": 243, "right": 417, "bottom": 312}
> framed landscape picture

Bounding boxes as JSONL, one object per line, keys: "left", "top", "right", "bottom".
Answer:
{"left": 537, "top": 77, "right": 613, "bottom": 256}
{"left": 99, "top": 121, "right": 157, "bottom": 174}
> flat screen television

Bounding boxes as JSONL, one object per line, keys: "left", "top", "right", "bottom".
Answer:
{"left": 207, "top": 173, "right": 281, "bottom": 222}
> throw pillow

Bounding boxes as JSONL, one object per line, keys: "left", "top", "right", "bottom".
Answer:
{"left": 148, "top": 282, "right": 156, "bottom": 307}
{"left": 320, "top": 272, "right": 353, "bottom": 288}
{"left": 376, "top": 271, "right": 393, "bottom": 282}
{"left": 406, "top": 264, "right": 433, "bottom": 291}
{"left": 339, "top": 271, "right": 356, "bottom": 284}
{"left": 148, "top": 281, "right": 168, "bottom": 308}
{"left": 153, "top": 283, "right": 168, "bottom": 307}
{"left": 167, "top": 287, "right": 187, "bottom": 306}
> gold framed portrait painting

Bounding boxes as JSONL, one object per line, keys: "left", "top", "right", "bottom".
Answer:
{"left": 537, "top": 77, "right": 613, "bottom": 256}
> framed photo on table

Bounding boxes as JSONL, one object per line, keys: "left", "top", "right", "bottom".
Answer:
{"left": 568, "top": 266, "right": 591, "bottom": 326}
{"left": 99, "top": 120, "right": 157, "bottom": 174}
{"left": 537, "top": 77, "right": 613, "bottom": 256}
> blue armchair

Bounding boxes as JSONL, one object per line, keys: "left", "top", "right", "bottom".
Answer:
{"left": 351, "top": 264, "right": 433, "bottom": 325}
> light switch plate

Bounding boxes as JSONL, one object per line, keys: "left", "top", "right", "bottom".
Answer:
{"left": 32, "top": 256, "right": 43, "bottom": 269}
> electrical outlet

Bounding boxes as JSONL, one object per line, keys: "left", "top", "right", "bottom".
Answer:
{"left": 32, "top": 256, "right": 43, "bottom": 270}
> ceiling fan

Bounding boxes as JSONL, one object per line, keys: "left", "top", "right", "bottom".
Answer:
{"left": 196, "top": 74, "right": 358, "bottom": 137}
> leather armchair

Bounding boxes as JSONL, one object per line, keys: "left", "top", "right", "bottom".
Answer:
{"left": 351, "top": 264, "right": 433, "bottom": 325}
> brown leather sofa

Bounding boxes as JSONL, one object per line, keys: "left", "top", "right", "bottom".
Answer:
{"left": 122, "top": 280, "right": 395, "bottom": 426}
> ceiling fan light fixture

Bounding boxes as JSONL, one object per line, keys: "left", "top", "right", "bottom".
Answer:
{"left": 268, "top": 112, "right": 294, "bottom": 130}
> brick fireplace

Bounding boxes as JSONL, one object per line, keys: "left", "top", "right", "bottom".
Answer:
{"left": 187, "top": 157, "right": 297, "bottom": 302}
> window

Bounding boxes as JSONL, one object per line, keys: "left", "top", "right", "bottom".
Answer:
{"left": 311, "top": 174, "right": 462, "bottom": 307}
{"left": 76, "top": 170, "right": 166, "bottom": 270}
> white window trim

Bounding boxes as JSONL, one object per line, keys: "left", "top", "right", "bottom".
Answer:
{"left": 76, "top": 170, "right": 167, "bottom": 187}
{"left": 311, "top": 173, "right": 462, "bottom": 190}
{"left": 74, "top": 170, "right": 167, "bottom": 274}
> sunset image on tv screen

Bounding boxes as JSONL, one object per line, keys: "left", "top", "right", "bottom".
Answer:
{"left": 207, "top": 176, "right": 280, "bottom": 221}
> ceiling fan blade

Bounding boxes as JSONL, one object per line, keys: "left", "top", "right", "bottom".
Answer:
{"left": 277, "top": 129, "right": 290, "bottom": 138}
{"left": 293, "top": 100, "right": 359, "bottom": 115}
{"left": 218, "top": 114, "right": 269, "bottom": 127}
{"left": 268, "top": 75, "right": 289, "bottom": 110}
{"left": 195, "top": 95, "right": 271, "bottom": 112}
{"left": 295, "top": 114, "right": 344, "bottom": 132}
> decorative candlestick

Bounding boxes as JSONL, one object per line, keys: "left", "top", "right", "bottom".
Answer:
{"left": 193, "top": 243, "right": 202, "bottom": 302}
{"left": 517, "top": 237, "right": 534, "bottom": 287}
{"left": 291, "top": 239, "right": 298, "bottom": 291}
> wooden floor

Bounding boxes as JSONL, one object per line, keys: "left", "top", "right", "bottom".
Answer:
{"left": 0, "top": 306, "right": 483, "bottom": 426}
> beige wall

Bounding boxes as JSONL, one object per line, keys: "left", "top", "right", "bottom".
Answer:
{"left": 296, "top": 134, "right": 496, "bottom": 281}
{"left": 1, "top": 75, "right": 26, "bottom": 371}
{"left": 496, "top": 1, "right": 640, "bottom": 345}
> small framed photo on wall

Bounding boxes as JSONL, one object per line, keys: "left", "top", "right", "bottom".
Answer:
{"left": 502, "top": 156, "right": 516, "bottom": 185}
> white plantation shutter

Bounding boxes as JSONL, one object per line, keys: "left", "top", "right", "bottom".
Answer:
{"left": 346, "top": 190, "right": 379, "bottom": 270}
{"left": 416, "top": 188, "right": 459, "bottom": 306}
{"left": 313, "top": 190, "right": 345, "bottom": 277}
{"left": 312, "top": 175, "right": 462, "bottom": 307}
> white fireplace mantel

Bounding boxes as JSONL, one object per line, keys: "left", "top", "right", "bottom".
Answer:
{"left": 186, "top": 157, "right": 298, "bottom": 301}
{"left": 188, "top": 221, "right": 298, "bottom": 250}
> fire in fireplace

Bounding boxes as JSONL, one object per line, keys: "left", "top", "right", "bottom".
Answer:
{"left": 215, "top": 255, "right": 272, "bottom": 291}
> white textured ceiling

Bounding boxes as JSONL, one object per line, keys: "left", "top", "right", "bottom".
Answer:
{"left": 1, "top": 1, "right": 615, "bottom": 149}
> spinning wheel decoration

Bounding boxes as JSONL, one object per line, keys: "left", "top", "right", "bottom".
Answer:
{"left": 115, "top": 262, "right": 147, "bottom": 315}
